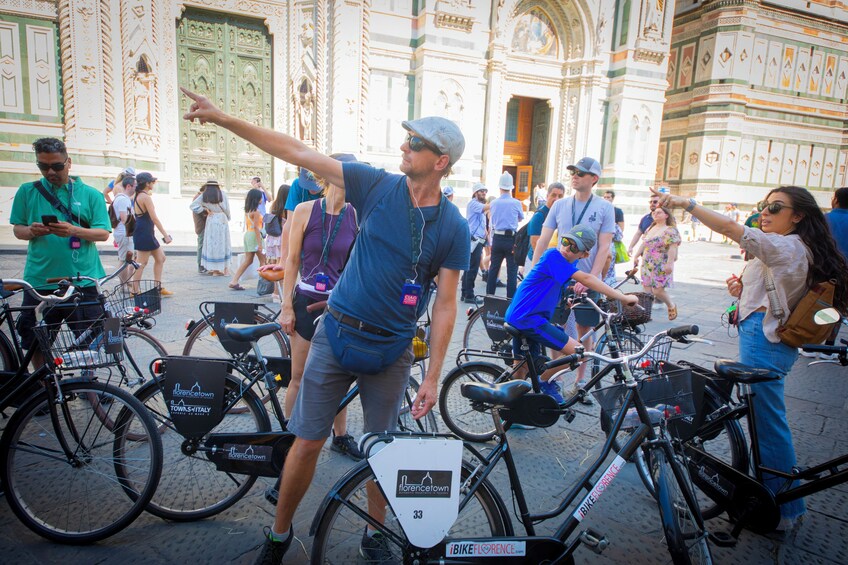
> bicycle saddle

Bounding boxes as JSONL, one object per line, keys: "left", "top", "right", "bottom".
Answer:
{"left": 220, "top": 322, "right": 282, "bottom": 342}
{"left": 460, "top": 379, "right": 531, "bottom": 405}
{"left": 713, "top": 359, "right": 780, "bottom": 384}
{"left": 502, "top": 323, "right": 524, "bottom": 338}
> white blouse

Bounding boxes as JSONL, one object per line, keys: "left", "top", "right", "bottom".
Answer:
{"left": 738, "top": 226, "right": 811, "bottom": 343}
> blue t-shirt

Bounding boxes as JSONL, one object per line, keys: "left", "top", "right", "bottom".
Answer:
{"left": 638, "top": 212, "right": 653, "bottom": 233}
{"left": 284, "top": 177, "right": 320, "bottom": 212}
{"left": 505, "top": 248, "right": 578, "bottom": 330}
{"left": 827, "top": 208, "right": 848, "bottom": 260}
{"left": 525, "top": 205, "right": 551, "bottom": 261}
{"left": 330, "top": 162, "right": 470, "bottom": 337}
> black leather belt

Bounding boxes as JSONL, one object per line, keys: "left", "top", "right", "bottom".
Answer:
{"left": 328, "top": 306, "right": 395, "bottom": 337}
{"left": 493, "top": 229, "right": 515, "bottom": 236}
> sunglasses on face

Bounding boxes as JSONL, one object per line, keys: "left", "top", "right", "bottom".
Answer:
{"left": 560, "top": 237, "right": 581, "bottom": 250}
{"left": 757, "top": 200, "right": 793, "bottom": 214}
{"left": 569, "top": 169, "right": 589, "bottom": 178}
{"left": 36, "top": 159, "right": 69, "bottom": 172}
{"left": 405, "top": 133, "right": 442, "bottom": 155}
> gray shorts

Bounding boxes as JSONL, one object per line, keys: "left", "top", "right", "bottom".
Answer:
{"left": 287, "top": 316, "right": 414, "bottom": 441}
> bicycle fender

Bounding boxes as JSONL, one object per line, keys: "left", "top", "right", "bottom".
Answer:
{"left": 441, "top": 361, "right": 505, "bottom": 384}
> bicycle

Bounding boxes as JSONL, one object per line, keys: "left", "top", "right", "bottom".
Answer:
{"left": 651, "top": 333, "right": 848, "bottom": 544}
{"left": 126, "top": 318, "right": 438, "bottom": 521}
{"left": 460, "top": 268, "right": 646, "bottom": 363}
{"left": 0, "top": 276, "right": 162, "bottom": 544}
{"left": 0, "top": 261, "right": 169, "bottom": 393}
{"left": 440, "top": 274, "right": 655, "bottom": 443}
{"left": 310, "top": 326, "right": 713, "bottom": 564}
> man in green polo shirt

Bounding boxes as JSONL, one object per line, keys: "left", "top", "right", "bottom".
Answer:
{"left": 10, "top": 137, "right": 111, "bottom": 366}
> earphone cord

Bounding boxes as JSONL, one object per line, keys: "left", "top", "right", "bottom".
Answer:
{"left": 409, "top": 188, "right": 425, "bottom": 283}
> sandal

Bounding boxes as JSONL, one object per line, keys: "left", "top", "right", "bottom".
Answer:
{"left": 668, "top": 304, "right": 678, "bottom": 321}
{"left": 228, "top": 283, "right": 246, "bottom": 291}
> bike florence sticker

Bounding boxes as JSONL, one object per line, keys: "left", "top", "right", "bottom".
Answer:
{"left": 445, "top": 541, "right": 526, "bottom": 558}
{"left": 572, "top": 454, "right": 627, "bottom": 521}
{"left": 368, "top": 438, "right": 463, "bottom": 549}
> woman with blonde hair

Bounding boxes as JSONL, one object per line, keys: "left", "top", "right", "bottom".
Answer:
{"left": 632, "top": 206, "right": 681, "bottom": 320}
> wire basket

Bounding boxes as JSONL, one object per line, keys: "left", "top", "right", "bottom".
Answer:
{"left": 33, "top": 316, "right": 124, "bottom": 371}
{"left": 106, "top": 280, "right": 161, "bottom": 318}
{"left": 610, "top": 292, "right": 653, "bottom": 325}
{"left": 592, "top": 367, "right": 701, "bottom": 426}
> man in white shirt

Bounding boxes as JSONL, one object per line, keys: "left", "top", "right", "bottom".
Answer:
{"left": 112, "top": 175, "right": 136, "bottom": 283}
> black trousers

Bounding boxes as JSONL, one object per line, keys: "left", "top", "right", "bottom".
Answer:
{"left": 487, "top": 234, "right": 517, "bottom": 298}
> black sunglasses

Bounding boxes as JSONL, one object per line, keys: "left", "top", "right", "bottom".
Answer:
{"left": 406, "top": 133, "right": 442, "bottom": 155}
{"left": 757, "top": 200, "right": 793, "bottom": 214}
{"left": 36, "top": 159, "right": 69, "bottom": 172}
{"left": 569, "top": 169, "right": 589, "bottom": 178}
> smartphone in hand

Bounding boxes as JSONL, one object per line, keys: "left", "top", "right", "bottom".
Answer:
{"left": 41, "top": 214, "right": 59, "bottom": 225}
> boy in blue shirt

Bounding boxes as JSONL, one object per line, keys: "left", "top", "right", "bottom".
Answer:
{"left": 505, "top": 224, "right": 638, "bottom": 403}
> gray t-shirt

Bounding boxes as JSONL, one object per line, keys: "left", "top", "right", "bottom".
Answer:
{"left": 112, "top": 193, "right": 133, "bottom": 239}
{"left": 543, "top": 194, "right": 615, "bottom": 272}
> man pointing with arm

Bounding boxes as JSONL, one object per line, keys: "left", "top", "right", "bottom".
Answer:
{"left": 183, "top": 88, "right": 470, "bottom": 564}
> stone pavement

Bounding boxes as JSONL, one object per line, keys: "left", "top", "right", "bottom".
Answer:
{"left": 0, "top": 241, "right": 846, "bottom": 564}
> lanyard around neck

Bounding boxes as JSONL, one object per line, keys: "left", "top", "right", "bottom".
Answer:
{"left": 320, "top": 199, "right": 347, "bottom": 266}
{"left": 571, "top": 194, "right": 593, "bottom": 227}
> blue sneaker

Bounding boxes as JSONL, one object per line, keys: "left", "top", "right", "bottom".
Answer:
{"left": 539, "top": 379, "right": 565, "bottom": 405}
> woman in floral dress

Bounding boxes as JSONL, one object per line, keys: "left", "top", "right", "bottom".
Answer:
{"left": 633, "top": 206, "right": 681, "bottom": 320}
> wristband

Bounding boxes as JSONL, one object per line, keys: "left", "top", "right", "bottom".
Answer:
{"left": 685, "top": 198, "right": 697, "bottom": 213}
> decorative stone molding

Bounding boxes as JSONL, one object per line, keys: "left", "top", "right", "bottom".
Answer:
{"left": 1, "top": 0, "right": 57, "bottom": 18}
{"left": 634, "top": 39, "right": 667, "bottom": 64}
{"left": 434, "top": 11, "right": 474, "bottom": 32}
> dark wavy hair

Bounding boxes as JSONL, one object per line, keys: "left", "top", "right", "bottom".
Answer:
{"left": 770, "top": 186, "right": 848, "bottom": 313}
{"left": 32, "top": 137, "right": 67, "bottom": 157}
{"left": 271, "top": 184, "right": 290, "bottom": 217}
{"left": 202, "top": 181, "right": 222, "bottom": 204}
{"left": 244, "top": 188, "right": 264, "bottom": 213}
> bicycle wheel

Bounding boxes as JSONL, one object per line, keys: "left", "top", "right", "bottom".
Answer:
{"left": 668, "top": 388, "right": 748, "bottom": 520}
{"left": 397, "top": 374, "right": 438, "bottom": 433}
{"left": 120, "top": 327, "right": 168, "bottom": 389}
{"left": 438, "top": 363, "right": 509, "bottom": 442}
{"left": 182, "top": 312, "right": 290, "bottom": 359}
{"left": 651, "top": 446, "right": 713, "bottom": 564}
{"left": 311, "top": 460, "right": 511, "bottom": 563}
{"left": 0, "top": 380, "right": 162, "bottom": 544}
{"left": 461, "top": 308, "right": 511, "bottom": 356}
{"left": 128, "top": 373, "right": 271, "bottom": 521}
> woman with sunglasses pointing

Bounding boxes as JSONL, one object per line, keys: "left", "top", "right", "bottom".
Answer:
{"left": 653, "top": 185, "right": 848, "bottom": 536}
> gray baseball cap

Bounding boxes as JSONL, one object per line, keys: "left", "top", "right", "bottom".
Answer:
{"left": 567, "top": 157, "right": 602, "bottom": 177}
{"left": 402, "top": 117, "right": 465, "bottom": 166}
{"left": 561, "top": 223, "right": 597, "bottom": 252}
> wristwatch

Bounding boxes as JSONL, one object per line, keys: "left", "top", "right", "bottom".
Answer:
{"left": 685, "top": 198, "right": 697, "bottom": 213}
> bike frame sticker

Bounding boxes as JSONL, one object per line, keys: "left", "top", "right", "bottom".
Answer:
{"left": 161, "top": 357, "right": 228, "bottom": 437}
{"left": 572, "top": 454, "right": 627, "bottom": 521}
{"left": 101, "top": 317, "right": 123, "bottom": 354}
{"left": 446, "top": 541, "right": 526, "bottom": 558}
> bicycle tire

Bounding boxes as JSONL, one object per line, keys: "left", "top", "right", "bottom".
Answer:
{"left": 397, "top": 375, "right": 438, "bottom": 433}
{"left": 182, "top": 311, "right": 290, "bottom": 359}
{"left": 438, "top": 362, "right": 509, "bottom": 442}
{"left": 128, "top": 373, "right": 271, "bottom": 521}
{"left": 461, "top": 308, "right": 512, "bottom": 357}
{"left": 120, "top": 327, "right": 168, "bottom": 389}
{"left": 0, "top": 380, "right": 162, "bottom": 544}
{"left": 653, "top": 387, "right": 748, "bottom": 520}
{"left": 0, "top": 329, "right": 19, "bottom": 373}
{"left": 652, "top": 446, "right": 713, "bottom": 564}
{"left": 311, "top": 459, "right": 511, "bottom": 563}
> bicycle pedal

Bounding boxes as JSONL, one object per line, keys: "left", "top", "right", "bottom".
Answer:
{"left": 264, "top": 485, "right": 279, "bottom": 506}
{"left": 708, "top": 531, "right": 737, "bottom": 548}
{"left": 561, "top": 408, "right": 576, "bottom": 423}
{"left": 578, "top": 528, "right": 609, "bottom": 554}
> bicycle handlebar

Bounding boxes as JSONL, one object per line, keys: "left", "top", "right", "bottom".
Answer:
{"left": 2, "top": 259, "right": 138, "bottom": 305}
{"left": 542, "top": 324, "right": 700, "bottom": 372}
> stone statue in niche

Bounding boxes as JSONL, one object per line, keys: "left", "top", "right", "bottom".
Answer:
{"left": 134, "top": 74, "right": 152, "bottom": 130}
{"left": 296, "top": 78, "right": 314, "bottom": 143}
{"left": 643, "top": 0, "right": 664, "bottom": 38}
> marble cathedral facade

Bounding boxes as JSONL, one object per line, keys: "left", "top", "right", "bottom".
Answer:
{"left": 659, "top": 1, "right": 848, "bottom": 207}
{"left": 0, "top": 0, "right": 677, "bottom": 207}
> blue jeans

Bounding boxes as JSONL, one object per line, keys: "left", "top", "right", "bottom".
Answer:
{"left": 487, "top": 234, "right": 518, "bottom": 297}
{"left": 738, "top": 312, "right": 805, "bottom": 520}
